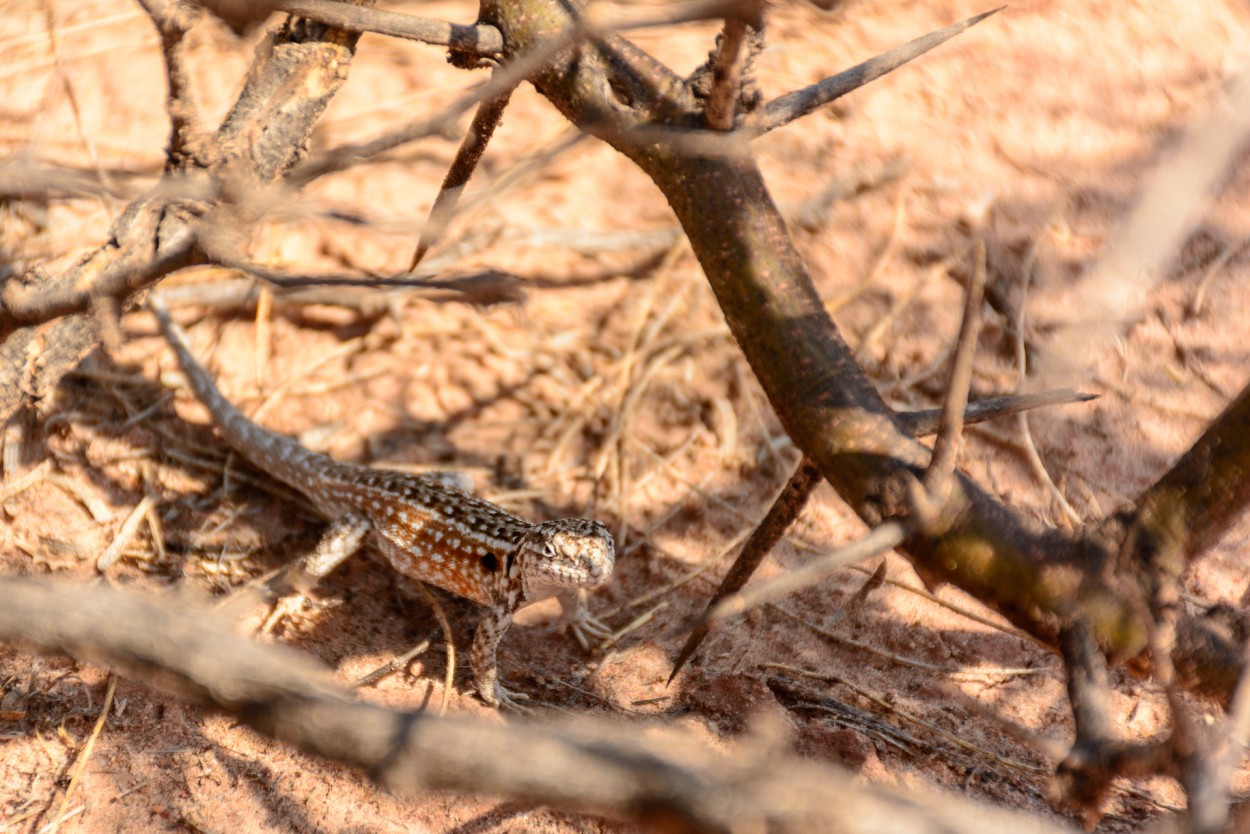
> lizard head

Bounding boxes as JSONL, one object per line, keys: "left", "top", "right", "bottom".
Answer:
{"left": 516, "top": 518, "right": 615, "bottom": 595}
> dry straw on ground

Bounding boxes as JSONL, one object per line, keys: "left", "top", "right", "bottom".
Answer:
{"left": 4, "top": 2, "right": 1250, "bottom": 832}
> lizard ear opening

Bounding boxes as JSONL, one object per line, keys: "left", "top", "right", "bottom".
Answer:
{"left": 480, "top": 553, "right": 499, "bottom": 572}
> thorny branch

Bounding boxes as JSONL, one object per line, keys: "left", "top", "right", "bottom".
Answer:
{"left": 472, "top": 0, "right": 1250, "bottom": 823}
{"left": 477, "top": 0, "right": 1249, "bottom": 684}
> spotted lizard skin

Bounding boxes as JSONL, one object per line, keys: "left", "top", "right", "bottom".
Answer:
{"left": 149, "top": 295, "right": 615, "bottom": 709}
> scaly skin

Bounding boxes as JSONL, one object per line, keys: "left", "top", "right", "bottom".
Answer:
{"left": 149, "top": 295, "right": 614, "bottom": 709}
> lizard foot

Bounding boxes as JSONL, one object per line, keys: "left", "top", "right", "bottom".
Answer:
{"left": 260, "top": 591, "right": 337, "bottom": 635}
{"left": 261, "top": 593, "right": 308, "bottom": 634}
{"left": 566, "top": 609, "right": 614, "bottom": 651}
{"left": 480, "top": 681, "right": 533, "bottom": 714}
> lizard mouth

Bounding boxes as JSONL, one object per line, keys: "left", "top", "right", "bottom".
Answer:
{"left": 539, "top": 556, "right": 613, "bottom": 587}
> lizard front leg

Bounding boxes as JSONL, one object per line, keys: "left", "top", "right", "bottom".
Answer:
{"left": 559, "top": 589, "right": 614, "bottom": 650}
{"left": 470, "top": 603, "right": 531, "bottom": 712}
{"left": 264, "top": 512, "right": 371, "bottom": 632}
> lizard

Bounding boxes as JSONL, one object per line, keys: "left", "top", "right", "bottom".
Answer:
{"left": 147, "top": 294, "right": 615, "bottom": 710}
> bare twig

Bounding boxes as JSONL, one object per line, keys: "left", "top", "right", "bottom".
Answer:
{"left": 136, "top": 0, "right": 208, "bottom": 166}
{"left": 202, "top": 252, "right": 526, "bottom": 304}
{"left": 280, "top": 0, "right": 758, "bottom": 57}
{"left": 702, "top": 19, "right": 750, "bottom": 131}
{"left": 1008, "top": 244, "right": 1083, "bottom": 526}
{"left": 153, "top": 270, "right": 525, "bottom": 313}
{"left": 409, "top": 580, "right": 455, "bottom": 716}
{"left": 895, "top": 388, "right": 1097, "bottom": 438}
{"left": 747, "top": 8, "right": 1003, "bottom": 134}
{"left": 1188, "top": 235, "right": 1250, "bottom": 318}
{"left": 47, "top": 675, "right": 116, "bottom": 834}
{"left": 292, "top": 0, "right": 748, "bottom": 185}
{"left": 410, "top": 86, "right": 514, "bottom": 269}
{"left": 668, "top": 458, "right": 823, "bottom": 682}
{"left": 702, "top": 521, "right": 909, "bottom": 629}
{"left": 355, "top": 638, "right": 434, "bottom": 688}
{"left": 95, "top": 493, "right": 159, "bottom": 571}
{"left": 289, "top": 29, "right": 576, "bottom": 184}
{"left": 276, "top": 0, "right": 504, "bottom": 56}
{"left": 923, "top": 240, "right": 988, "bottom": 499}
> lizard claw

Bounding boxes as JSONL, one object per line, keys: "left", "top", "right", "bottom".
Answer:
{"left": 566, "top": 610, "right": 614, "bottom": 650}
{"left": 261, "top": 593, "right": 309, "bottom": 634}
{"left": 559, "top": 590, "right": 614, "bottom": 650}
{"left": 483, "top": 681, "right": 533, "bottom": 714}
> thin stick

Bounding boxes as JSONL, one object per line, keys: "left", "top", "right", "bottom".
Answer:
{"left": 292, "top": 0, "right": 750, "bottom": 184}
{"left": 355, "top": 638, "right": 434, "bottom": 688}
{"left": 706, "top": 521, "right": 908, "bottom": 628}
{"left": 410, "top": 87, "right": 514, "bottom": 270}
{"left": 1188, "top": 235, "right": 1250, "bottom": 318}
{"left": 1010, "top": 245, "right": 1083, "bottom": 526}
{"left": 668, "top": 459, "right": 822, "bottom": 682}
{"left": 924, "top": 240, "right": 987, "bottom": 495}
{"left": 896, "top": 388, "right": 1097, "bottom": 437}
{"left": 410, "top": 580, "right": 455, "bottom": 717}
{"left": 277, "top": 0, "right": 504, "bottom": 55}
{"left": 47, "top": 675, "right": 117, "bottom": 834}
{"left": 96, "top": 494, "right": 158, "bottom": 571}
{"left": 703, "top": 19, "right": 749, "bottom": 131}
{"left": 748, "top": 8, "right": 1003, "bottom": 134}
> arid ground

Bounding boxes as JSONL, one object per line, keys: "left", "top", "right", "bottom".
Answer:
{"left": 4, "top": 1, "right": 1250, "bottom": 831}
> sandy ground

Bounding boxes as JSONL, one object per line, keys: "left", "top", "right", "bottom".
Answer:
{"left": 4, "top": 0, "right": 1250, "bottom": 831}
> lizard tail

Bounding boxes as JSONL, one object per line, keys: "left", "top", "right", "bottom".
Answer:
{"left": 148, "top": 293, "right": 328, "bottom": 490}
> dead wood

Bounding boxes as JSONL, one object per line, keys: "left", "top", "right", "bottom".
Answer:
{"left": 0, "top": 577, "right": 1078, "bottom": 834}
{"left": 0, "top": 5, "right": 367, "bottom": 419}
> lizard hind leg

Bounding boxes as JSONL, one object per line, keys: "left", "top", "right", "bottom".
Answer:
{"left": 262, "top": 512, "right": 371, "bottom": 633}
{"left": 470, "top": 604, "right": 532, "bottom": 713}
